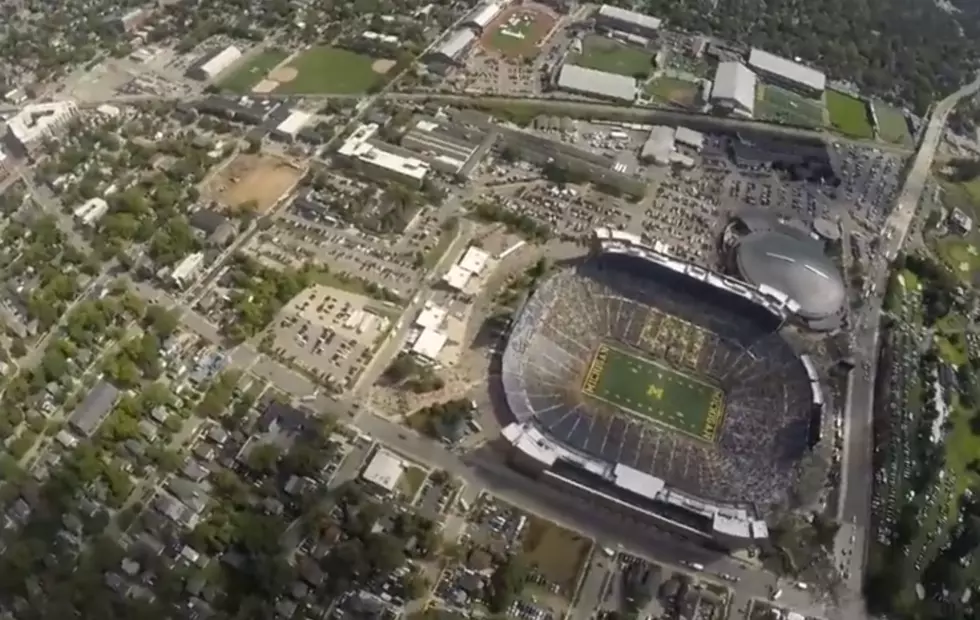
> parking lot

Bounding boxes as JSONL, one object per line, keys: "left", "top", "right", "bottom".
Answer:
{"left": 267, "top": 286, "right": 392, "bottom": 393}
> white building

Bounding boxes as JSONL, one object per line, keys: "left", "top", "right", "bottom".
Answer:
{"left": 428, "top": 29, "right": 477, "bottom": 70}
{"left": 5, "top": 100, "right": 79, "bottom": 152}
{"left": 747, "top": 48, "right": 826, "bottom": 95}
{"left": 272, "top": 110, "right": 312, "bottom": 142}
{"left": 411, "top": 327, "right": 448, "bottom": 360}
{"left": 415, "top": 302, "right": 447, "bottom": 330}
{"left": 443, "top": 245, "right": 492, "bottom": 292}
{"left": 171, "top": 252, "right": 205, "bottom": 288}
{"left": 338, "top": 123, "right": 430, "bottom": 187}
{"left": 556, "top": 64, "right": 636, "bottom": 103}
{"left": 710, "top": 61, "right": 756, "bottom": 118}
{"left": 73, "top": 198, "right": 109, "bottom": 227}
{"left": 360, "top": 449, "right": 406, "bottom": 492}
{"left": 463, "top": 0, "right": 507, "bottom": 31}
{"left": 187, "top": 45, "right": 243, "bottom": 81}
{"left": 595, "top": 4, "right": 662, "bottom": 38}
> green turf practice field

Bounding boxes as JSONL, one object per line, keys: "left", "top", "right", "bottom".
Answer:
{"left": 755, "top": 84, "right": 824, "bottom": 128}
{"left": 873, "top": 100, "right": 912, "bottom": 145}
{"left": 217, "top": 48, "right": 288, "bottom": 93}
{"left": 826, "top": 90, "right": 874, "bottom": 139}
{"left": 645, "top": 76, "right": 701, "bottom": 108}
{"left": 582, "top": 343, "right": 724, "bottom": 442}
{"left": 569, "top": 35, "right": 653, "bottom": 78}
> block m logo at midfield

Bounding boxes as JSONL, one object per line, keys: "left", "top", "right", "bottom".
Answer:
{"left": 646, "top": 384, "right": 664, "bottom": 400}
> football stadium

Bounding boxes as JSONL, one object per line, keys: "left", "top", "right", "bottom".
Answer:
{"left": 499, "top": 229, "right": 825, "bottom": 548}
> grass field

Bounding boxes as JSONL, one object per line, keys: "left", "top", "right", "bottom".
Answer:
{"left": 485, "top": 8, "right": 554, "bottom": 58}
{"left": 936, "top": 237, "right": 980, "bottom": 281}
{"left": 755, "top": 84, "right": 824, "bottom": 128}
{"left": 874, "top": 101, "right": 912, "bottom": 145}
{"left": 582, "top": 343, "right": 723, "bottom": 442}
{"left": 275, "top": 46, "right": 384, "bottom": 94}
{"left": 569, "top": 35, "right": 653, "bottom": 78}
{"left": 646, "top": 76, "right": 701, "bottom": 107}
{"left": 826, "top": 90, "right": 874, "bottom": 139}
{"left": 218, "top": 48, "right": 288, "bottom": 93}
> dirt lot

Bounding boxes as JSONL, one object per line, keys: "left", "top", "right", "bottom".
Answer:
{"left": 521, "top": 515, "right": 593, "bottom": 596}
{"left": 208, "top": 154, "right": 305, "bottom": 213}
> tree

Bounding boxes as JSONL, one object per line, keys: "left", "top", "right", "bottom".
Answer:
{"left": 489, "top": 555, "right": 527, "bottom": 612}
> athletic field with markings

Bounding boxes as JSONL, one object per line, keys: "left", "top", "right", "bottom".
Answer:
{"left": 582, "top": 343, "right": 725, "bottom": 442}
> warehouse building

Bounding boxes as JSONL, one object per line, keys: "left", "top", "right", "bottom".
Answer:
{"left": 463, "top": 0, "right": 508, "bottom": 32}
{"left": 427, "top": 29, "right": 477, "bottom": 73}
{"left": 187, "top": 45, "right": 242, "bottom": 81}
{"left": 4, "top": 100, "right": 78, "bottom": 154}
{"left": 709, "top": 61, "right": 756, "bottom": 118}
{"left": 271, "top": 110, "right": 313, "bottom": 142}
{"left": 338, "top": 123, "right": 431, "bottom": 187}
{"left": 594, "top": 4, "right": 662, "bottom": 38}
{"left": 748, "top": 48, "right": 826, "bottom": 96}
{"left": 400, "top": 116, "right": 487, "bottom": 177}
{"left": 556, "top": 64, "right": 636, "bottom": 103}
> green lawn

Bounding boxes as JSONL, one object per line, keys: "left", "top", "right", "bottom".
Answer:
{"left": 569, "top": 35, "right": 653, "bottom": 78}
{"left": 646, "top": 76, "right": 701, "bottom": 107}
{"left": 874, "top": 101, "right": 912, "bottom": 145}
{"left": 826, "top": 90, "right": 874, "bottom": 139}
{"left": 755, "top": 84, "right": 824, "bottom": 128}
{"left": 937, "top": 237, "right": 980, "bottom": 280}
{"left": 218, "top": 48, "right": 288, "bottom": 93}
{"left": 490, "top": 15, "right": 535, "bottom": 53}
{"left": 583, "top": 343, "right": 723, "bottom": 442}
{"left": 276, "top": 46, "right": 384, "bottom": 94}
{"left": 399, "top": 465, "right": 428, "bottom": 500}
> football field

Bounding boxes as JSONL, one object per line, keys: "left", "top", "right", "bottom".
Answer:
{"left": 582, "top": 343, "right": 724, "bottom": 442}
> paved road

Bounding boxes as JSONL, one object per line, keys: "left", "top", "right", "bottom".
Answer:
{"left": 833, "top": 72, "right": 980, "bottom": 620}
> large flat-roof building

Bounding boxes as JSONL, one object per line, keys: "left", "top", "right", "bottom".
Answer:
{"left": 747, "top": 48, "right": 826, "bottom": 96}
{"left": 710, "top": 61, "right": 756, "bottom": 118}
{"left": 594, "top": 4, "right": 662, "bottom": 39}
{"left": 187, "top": 45, "right": 242, "bottom": 81}
{"left": 171, "top": 252, "right": 205, "bottom": 288}
{"left": 427, "top": 29, "right": 477, "bottom": 72}
{"left": 400, "top": 116, "right": 487, "bottom": 177}
{"left": 556, "top": 64, "right": 636, "bottom": 103}
{"left": 338, "top": 123, "right": 431, "bottom": 187}
{"left": 4, "top": 100, "right": 78, "bottom": 153}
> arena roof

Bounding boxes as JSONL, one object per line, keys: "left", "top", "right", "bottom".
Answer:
{"left": 434, "top": 29, "right": 476, "bottom": 61}
{"left": 596, "top": 4, "right": 662, "bottom": 32}
{"left": 748, "top": 48, "right": 826, "bottom": 93}
{"left": 710, "top": 61, "right": 756, "bottom": 115}
{"left": 735, "top": 230, "right": 844, "bottom": 320}
{"left": 465, "top": 0, "right": 505, "bottom": 29}
{"left": 556, "top": 64, "right": 636, "bottom": 102}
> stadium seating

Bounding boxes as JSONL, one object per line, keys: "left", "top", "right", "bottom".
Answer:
{"left": 500, "top": 252, "right": 813, "bottom": 507}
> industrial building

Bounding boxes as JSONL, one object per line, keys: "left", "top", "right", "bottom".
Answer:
{"left": 427, "top": 29, "right": 477, "bottom": 72}
{"left": 271, "top": 110, "right": 313, "bottom": 142}
{"left": 556, "top": 64, "right": 636, "bottom": 103}
{"left": 4, "top": 100, "right": 79, "bottom": 153}
{"left": 400, "top": 116, "right": 488, "bottom": 177}
{"left": 73, "top": 197, "right": 109, "bottom": 227}
{"left": 709, "top": 61, "right": 756, "bottom": 118}
{"left": 463, "top": 0, "right": 508, "bottom": 32}
{"left": 187, "top": 45, "right": 243, "bottom": 81}
{"left": 594, "top": 4, "right": 662, "bottom": 38}
{"left": 338, "top": 123, "right": 431, "bottom": 187}
{"left": 171, "top": 252, "right": 206, "bottom": 288}
{"left": 747, "top": 48, "right": 826, "bottom": 96}
{"left": 639, "top": 126, "right": 696, "bottom": 167}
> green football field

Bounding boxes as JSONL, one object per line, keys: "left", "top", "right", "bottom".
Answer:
{"left": 582, "top": 344, "right": 724, "bottom": 442}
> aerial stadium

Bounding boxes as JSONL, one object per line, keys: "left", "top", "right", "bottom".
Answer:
{"left": 499, "top": 229, "right": 825, "bottom": 548}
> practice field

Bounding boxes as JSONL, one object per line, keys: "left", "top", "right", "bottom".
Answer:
{"left": 646, "top": 76, "right": 701, "bottom": 107}
{"left": 569, "top": 35, "right": 653, "bottom": 78}
{"left": 755, "top": 84, "right": 824, "bottom": 128}
{"left": 217, "top": 48, "right": 288, "bottom": 93}
{"left": 582, "top": 344, "right": 724, "bottom": 442}
{"left": 484, "top": 6, "right": 557, "bottom": 59}
{"left": 826, "top": 90, "right": 874, "bottom": 139}
{"left": 873, "top": 100, "right": 913, "bottom": 145}
{"left": 273, "top": 46, "right": 387, "bottom": 94}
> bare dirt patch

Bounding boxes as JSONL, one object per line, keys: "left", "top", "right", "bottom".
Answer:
{"left": 372, "top": 59, "right": 396, "bottom": 75}
{"left": 269, "top": 66, "right": 298, "bottom": 83}
{"left": 252, "top": 79, "right": 280, "bottom": 93}
{"left": 207, "top": 154, "right": 306, "bottom": 214}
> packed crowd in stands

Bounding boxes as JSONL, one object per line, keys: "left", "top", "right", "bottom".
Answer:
{"left": 500, "top": 254, "right": 814, "bottom": 506}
